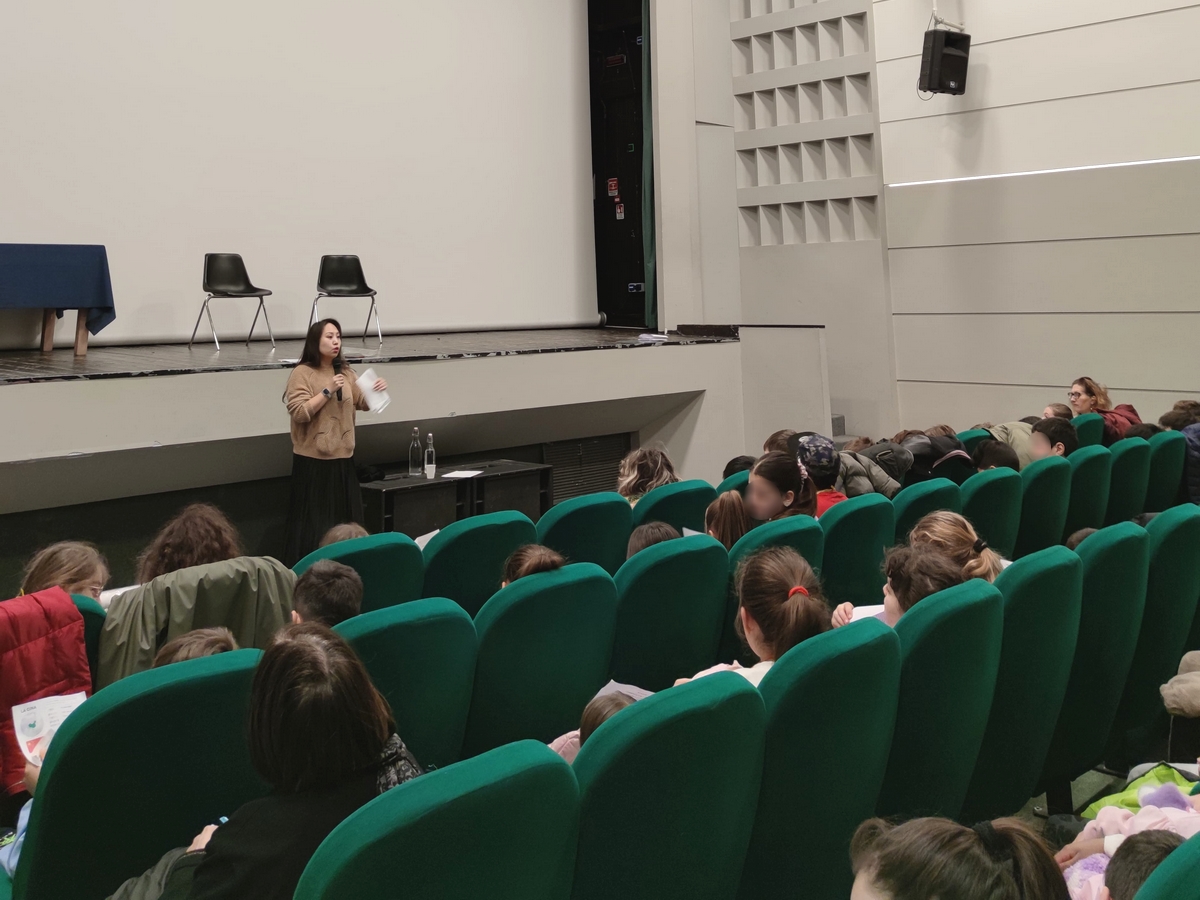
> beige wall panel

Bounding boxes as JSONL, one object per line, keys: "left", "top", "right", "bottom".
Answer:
{"left": 696, "top": 124, "right": 744, "bottom": 322}
{"left": 694, "top": 0, "right": 735, "bottom": 125}
{"left": 739, "top": 327, "right": 832, "bottom": 448}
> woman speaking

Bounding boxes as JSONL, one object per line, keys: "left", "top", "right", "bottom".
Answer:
{"left": 283, "top": 319, "right": 387, "bottom": 564}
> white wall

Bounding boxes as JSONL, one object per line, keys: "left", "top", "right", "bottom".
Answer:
{"left": 874, "top": 0, "right": 1200, "bottom": 429}
{"left": 0, "top": 0, "right": 597, "bottom": 347}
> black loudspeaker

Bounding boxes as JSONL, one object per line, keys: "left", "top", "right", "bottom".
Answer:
{"left": 919, "top": 29, "right": 971, "bottom": 95}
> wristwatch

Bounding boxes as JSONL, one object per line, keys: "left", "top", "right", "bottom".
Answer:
{"left": 322, "top": 388, "right": 332, "bottom": 399}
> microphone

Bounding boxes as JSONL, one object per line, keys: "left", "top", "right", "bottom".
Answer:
{"left": 332, "top": 360, "right": 343, "bottom": 401}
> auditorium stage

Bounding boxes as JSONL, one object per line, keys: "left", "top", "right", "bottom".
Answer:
{"left": 0, "top": 328, "right": 731, "bottom": 385}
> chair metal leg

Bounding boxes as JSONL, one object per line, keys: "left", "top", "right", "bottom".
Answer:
{"left": 260, "top": 299, "right": 276, "bottom": 348}
{"left": 368, "top": 298, "right": 382, "bottom": 345}
{"left": 247, "top": 299, "right": 262, "bottom": 346}
{"left": 309, "top": 297, "right": 320, "bottom": 329}
{"left": 189, "top": 297, "right": 211, "bottom": 348}
{"left": 205, "top": 300, "right": 220, "bottom": 351}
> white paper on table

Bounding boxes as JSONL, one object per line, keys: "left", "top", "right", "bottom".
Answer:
{"left": 682, "top": 527, "right": 703, "bottom": 537}
{"left": 12, "top": 693, "right": 87, "bottom": 766}
{"left": 414, "top": 529, "right": 440, "bottom": 551}
{"left": 355, "top": 368, "right": 390, "bottom": 413}
{"left": 441, "top": 470, "right": 483, "bottom": 479}
{"left": 638, "top": 333, "right": 669, "bottom": 342}
{"left": 851, "top": 604, "right": 885, "bottom": 622}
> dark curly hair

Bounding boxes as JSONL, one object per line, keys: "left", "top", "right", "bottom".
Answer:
{"left": 136, "top": 502, "right": 245, "bottom": 583}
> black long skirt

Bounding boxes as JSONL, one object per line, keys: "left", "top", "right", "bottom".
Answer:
{"left": 283, "top": 454, "right": 364, "bottom": 565}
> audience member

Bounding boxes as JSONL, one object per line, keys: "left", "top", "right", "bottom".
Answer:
{"left": 762, "top": 429, "right": 797, "bottom": 453}
{"left": 1031, "top": 417, "right": 1080, "bottom": 460}
{"left": 722, "top": 455, "right": 756, "bottom": 480}
{"left": 110, "top": 625, "right": 423, "bottom": 900}
{"left": 1159, "top": 407, "right": 1200, "bottom": 431}
{"left": 1124, "top": 423, "right": 1162, "bottom": 440}
{"left": 1066, "top": 528, "right": 1099, "bottom": 551}
{"left": 925, "top": 424, "right": 958, "bottom": 439}
{"left": 745, "top": 451, "right": 817, "bottom": 521}
{"left": 851, "top": 816, "right": 1069, "bottom": 900}
{"left": 616, "top": 447, "right": 678, "bottom": 505}
{"left": 1069, "top": 377, "right": 1142, "bottom": 445}
{"left": 849, "top": 440, "right": 911, "bottom": 490}
{"left": 626, "top": 522, "right": 680, "bottom": 559}
{"left": 834, "top": 545, "right": 966, "bottom": 628}
{"left": 1045, "top": 403, "right": 1075, "bottom": 420}
{"left": 972, "top": 439, "right": 1021, "bottom": 472}
{"left": 549, "top": 691, "right": 636, "bottom": 764}
{"left": 152, "top": 627, "right": 239, "bottom": 668}
{"left": 842, "top": 436, "right": 874, "bottom": 453}
{"left": 908, "top": 511, "right": 1008, "bottom": 582}
{"left": 686, "top": 547, "right": 830, "bottom": 687}
{"left": 291, "top": 560, "right": 364, "bottom": 627}
{"left": 705, "top": 491, "right": 751, "bottom": 551}
{"left": 897, "top": 430, "right": 975, "bottom": 482}
{"left": 500, "top": 544, "right": 566, "bottom": 587}
{"left": 790, "top": 433, "right": 847, "bottom": 516}
{"left": 1020, "top": 415, "right": 1044, "bottom": 426}
{"left": 20, "top": 541, "right": 109, "bottom": 600}
{"left": 982, "top": 421, "right": 1035, "bottom": 469}
{"left": 318, "top": 523, "right": 369, "bottom": 547}
{"left": 136, "top": 503, "right": 244, "bottom": 585}
{"left": 0, "top": 762, "right": 39, "bottom": 878}
{"left": 1100, "top": 830, "right": 1184, "bottom": 900}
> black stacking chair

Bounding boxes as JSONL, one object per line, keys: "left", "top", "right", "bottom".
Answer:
{"left": 310, "top": 255, "right": 381, "bottom": 345}
{"left": 190, "top": 253, "right": 274, "bottom": 350}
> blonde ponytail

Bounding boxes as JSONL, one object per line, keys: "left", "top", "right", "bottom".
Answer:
{"left": 909, "top": 511, "right": 1004, "bottom": 583}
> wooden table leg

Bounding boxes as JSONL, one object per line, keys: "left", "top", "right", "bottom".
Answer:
{"left": 74, "top": 310, "right": 89, "bottom": 357}
{"left": 41, "top": 309, "right": 55, "bottom": 352}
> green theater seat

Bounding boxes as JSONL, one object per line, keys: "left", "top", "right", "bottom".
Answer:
{"left": 1104, "top": 437, "right": 1151, "bottom": 526}
{"left": 421, "top": 510, "right": 537, "bottom": 617}
{"left": 536, "top": 492, "right": 632, "bottom": 576}
{"left": 892, "top": 478, "right": 961, "bottom": 544}
{"left": 631, "top": 480, "right": 717, "bottom": 534}
{"left": 960, "top": 468, "right": 1022, "bottom": 560}
{"left": 819, "top": 494, "right": 895, "bottom": 607}
{"left": 1013, "top": 455, "right": 1071, "bottom": 559}
{"left": 1062, "top": 445, "right": 1112, "bottom": 540}
{"left": 294, "top": 532, "right": 424, "bottom": 613}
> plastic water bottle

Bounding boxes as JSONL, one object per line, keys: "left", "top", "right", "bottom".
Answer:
{"left": 408, "top": 428, "right": 422, "bottom": 476}
{"left": 424, "top": 434, "right": 436, "bottom": 479}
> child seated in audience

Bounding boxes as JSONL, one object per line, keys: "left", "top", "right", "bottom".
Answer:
{"left": 683, "top": 546, "right": 831, "bottom": 687}
{"left": 153, "top": 627, "right": 239, "bottom": 668}
{"left": 136, "top": 503, "right": 244, "bottom": 584}
{"left": 290, "top": 560, "right": 363, "bottom": 627}
{"left": 1123, "top": 423, "right": 1162, "bottom": 440}
{"left": 318, "top": 522, "right": 369, "bottom": 547}
{"left": 1066, "top": 528, "right": 1099, "bottom": 551}
{"left": 108, "top": 624, "right": 423, "bottom": 900}
{"left": 616, "top": 447, "right": 678, "bottom": 505}
{"left": 972, "top": 439, "right": 1021, "bottom": 472}
{"left": 832, "top": 545, "right": 967, "bottom": 628}
{"left": 500, "top": 544, "right": 566, "bottom": 587}
{"left": 0, "top": 763, "right": 39, "bottom": 879}
{"left": 745, "top": 451, "right": 817, "bottom": 521}
{"left": 1045, "top": 403, "right": 1075, "bottom": 420}
{"left": 722, "top": 455, "right": 756, "bottom": 480}
{"left": 1159, "top": 406, "right": 1200, "bottom": 431}
{"left": 20, "top": 541, "right": 109, "bottom": 600}
{"left": 790, "top": 433, "right": 847, "bottom": 517}
{"left": 626, "top": 522, "right": 680, "bottom": 559}
{"left": 762, "top": 429, "right": 797, "bottom": 453}
{"left": 925, "top": 424, "right": 958, "bottom": 439}
{"left": 704, "top": 491, "right": 751, "bottom": 551}
{"left": 548, "top": 691, "right": 636, "bottom": 764}
{"left": 908, "top": 511, "right": 1008, "bottom": 582}
{"left": 1031, "top": 417, "right": 1080, "bottom": 460}
{"left": 851, "top": 815, "right": 1069, "bottom": 900}
{"left": 1063, "top": 830, "right": 1183, "bottom": 900}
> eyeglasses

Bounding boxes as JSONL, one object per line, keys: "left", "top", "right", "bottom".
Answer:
{"left": 1067, "top": 391, "right": 1085, "bottom": 401}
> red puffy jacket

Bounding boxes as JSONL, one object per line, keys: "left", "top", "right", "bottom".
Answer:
{"left": 1099, "top": 405, "right": 1143, "bottom": 446}
{"left": 0, "top": 587, "right": 91, "bottom": 795}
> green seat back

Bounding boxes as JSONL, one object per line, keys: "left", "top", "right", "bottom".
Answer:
{"left": 1072, "top": 412, "right": 1104, "bottom": 447}
{"left": 1013, "top": 455, "right": 1071, "bottom": 559}
{"left": 892, "top": 478, "right": 962, "bottom": 544}
{"left": 463, "top": 564, "right": 617, "bottom": 756}
{"left": 877, "top": 580, "right": 1004, "bottom": 820}
{"left": 294, "top": 532, "right": 424, "bottom": 613}
{"left": 421, "top": 510, "right": 537, "bottom": 617}
{"left": 1040, "top": 524, "right": 1149, "bottom": 793}
{"left": 718, "top": 517, "right": 826, "bottom": 662}
{"left": 69, "top": 593, "right": 106, "bottom": 692}
{"left": 1146, "top": 431, "right": 1187, "bottom": 513}
{"left": 934, "top": 456, "right": 977, "bottom": 486}
{"left": 961, "top": 547, "right": 1083, "bottom": 822}
{"left": 13, "top": 650, "right": 266, "bottom": 900}
{"left": 819, "top": 494, "right": 895, "bottom": 607}
{"left": 536, "top": 492, "right": 632, "bottom": 577}
{"left": 1105, "top": 437, "right": 1152, "bottom": 526}
{"left": 957, "top": 429, "right": 992, "bottom": 454}
{"left": 1108, "top": 505, "right": 1200, "bottom": 758}
{"left": 1062, "top": 445, "right": 1112, "bottom": 539}
{"left": 716, "top": 469, "right": 750, "bottom": 496}
{"left": 960, "top": 468, "right": 1022, "bottom": 560}
{"left": 336, "top": 598, "right": 477, "bottom": 769}
{"left": 1133, "top": 832, "right": 1200, "bottom": 900}
{"left": 571, "top": 672, "right": 766, "bottom": 900}
{"left": 611, "top": 535, "right": 728, "bottom": 691}
{"left": 294, "top": 741, "right": 579, "bottom": 900}
{"left": 631, "top": 479, "right": 718, "bottom": 533}
{"left": 738, "top": 620, "right": 901, "bottom": 900}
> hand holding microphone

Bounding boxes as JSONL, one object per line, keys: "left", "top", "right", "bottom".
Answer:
{"left": 332, "top": 360, "right": 344, "bottom": 401}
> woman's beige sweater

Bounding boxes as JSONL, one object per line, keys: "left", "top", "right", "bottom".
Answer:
{"left": 284, "top": 364, "right": 369, "bottom": 460}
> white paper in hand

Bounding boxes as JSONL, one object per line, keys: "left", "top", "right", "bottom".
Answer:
{"left": 355, "top": 368, "right": 390, "bottom": 413}
{"left": 12, "top": 693, "right": 87, "bottom": 766}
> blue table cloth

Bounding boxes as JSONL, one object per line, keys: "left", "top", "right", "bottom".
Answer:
{"left": 0, "top": 244, "right": 116, "bottom": 334}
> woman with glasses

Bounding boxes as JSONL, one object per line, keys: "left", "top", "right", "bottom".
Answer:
{"left": 1067, "top": 376, "right": 1142, "bottom": 445}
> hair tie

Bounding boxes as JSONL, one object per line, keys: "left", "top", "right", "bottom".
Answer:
{"left": 972, "top": 822, "right": 1021, "bottom": 897}
{"left": 973, "top": 538, "right": 989, "bottom": 554}
{"left": 796, "top": 460, "right": 809, "bottom": 482}
{"left": 788, "top": 586, "right": 809, "bottom": 598}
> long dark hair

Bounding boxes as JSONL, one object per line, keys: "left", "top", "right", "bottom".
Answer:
{"left": 733, "top": 546, "right": 831, "bottom": 661}
{"left": 751, "top": 451, "right": 817, "bottom": 518}
{"left": 300, "top": 318, "right": 344, "bottom": 369}
{"left": 136, "top": 502, "right": 244, "bottom": 584}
